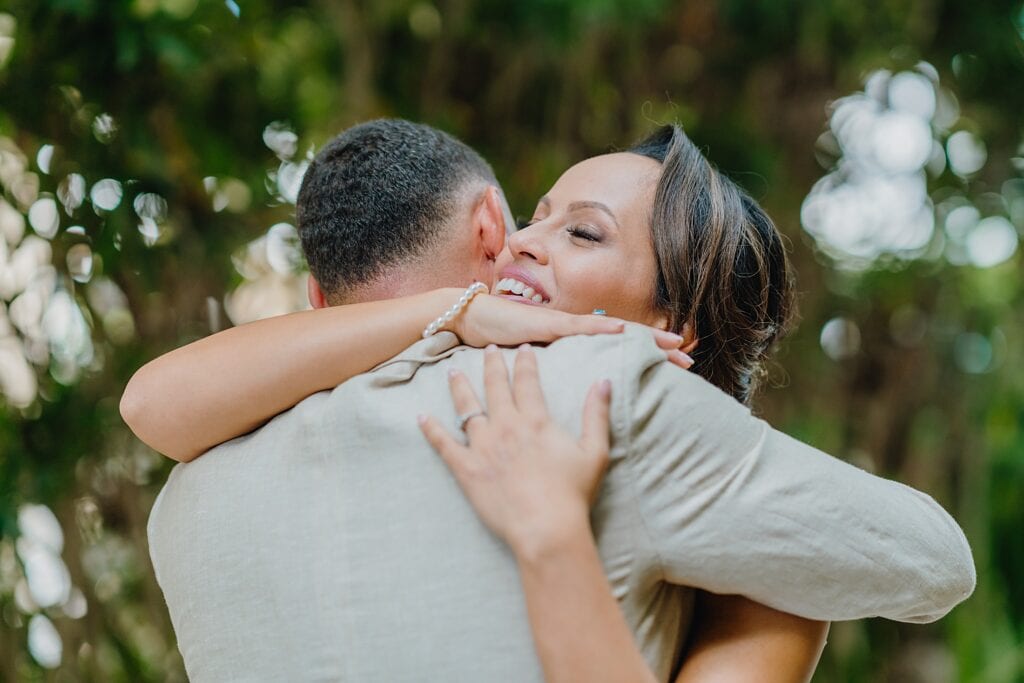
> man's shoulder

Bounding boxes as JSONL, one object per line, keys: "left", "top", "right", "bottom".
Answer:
{"left": 435, "top": 325, "right": 667, "bottom": 389}
{"left": 535, "top": 324, "right": 724, "bottom": 401}
{"left": 366, "top": 325, "right": 665, "bottom": 391}
{"left": 546, "top": 323, "right": 662, "bottom": 358}
{"left": 157, "top": 391, "right": 332, "bottom": 489}
{"left": 410, "top": 324, "right": 729, "bottom": 408}
{"left": 515, "top": 323, "right": 667, "bottom": 373}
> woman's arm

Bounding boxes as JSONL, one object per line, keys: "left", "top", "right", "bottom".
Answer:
{"left": 419, "top": 347, "right": 826, "bottom": 683}
{"left": 517, "top": 531, "right": 829, "bottom": 683}
{"left": 122, "top": 288, "right": 470, "bottom": 462}
{"left": 515, "top": 513, "right": 658, "bottom": 683}
{"left": 675, "top": 593, "right": 829, "bottom": 683}
{"left": 121, "top": 286, "right": 660, "bottom": 463}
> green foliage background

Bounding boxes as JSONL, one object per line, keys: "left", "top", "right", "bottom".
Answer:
{"left": 0, "top": 0, "right": 1022, "bottom": 680}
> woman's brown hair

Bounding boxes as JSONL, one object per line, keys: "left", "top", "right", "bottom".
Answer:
{"left": 629, "top": 125, "right": 795, "bottom": 405}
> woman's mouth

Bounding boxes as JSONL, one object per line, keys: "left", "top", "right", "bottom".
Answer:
{"left": 494, "top": 277, "right": 550, "bottom": 304}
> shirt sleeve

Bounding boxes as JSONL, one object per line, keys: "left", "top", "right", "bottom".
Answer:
{"left": 621, "top": 328, "right": 976, "bottom": 623}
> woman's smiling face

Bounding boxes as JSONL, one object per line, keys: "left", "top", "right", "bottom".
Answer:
{"left": 492, "top": 152, "right": 669, "bottom": 329}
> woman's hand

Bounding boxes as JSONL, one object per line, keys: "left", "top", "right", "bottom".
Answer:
{"left": 449, "top": 291, "right": 693, "bottom": 369}
{"left": 419, "top": 345, "right": 663, "bottom": 683}
{"left": 449, "top": 291, "right": 624, "bottom": 347}
{"left": 418, "top": 344, "right": 825, "bottom": 683}
{"left": 417, "top": 345, "right": 611, "bottom": 557}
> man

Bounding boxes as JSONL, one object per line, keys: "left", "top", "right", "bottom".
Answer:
{"left": 144, "top": 119, "right": 974, "bottom": 682}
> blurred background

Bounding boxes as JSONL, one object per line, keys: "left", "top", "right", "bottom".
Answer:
{"left": 0, "top": 0, "right": 1021, "bottom": 680}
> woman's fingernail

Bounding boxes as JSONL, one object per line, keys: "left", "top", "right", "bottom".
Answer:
{"left": 486, "top": 344, "right": 498, "bottom": 353}
{"left": 664, "top": 332, "right": 685, "bottom": 347}
{"left": 599, "top": 379, "right": 612, "bottom": 397}
{"left": 448, "top": 369, "right": 460, "bottom": 378}
{"left": 417, "top": 414, "right": 428, "bottom": 425}
{"left": 519, "top": 343, "right": 532, "bottom": 351}
{"left": 675, "top": 350, "right": 695, "bottom": 368}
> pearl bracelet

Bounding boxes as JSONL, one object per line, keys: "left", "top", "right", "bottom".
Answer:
{"left": 422, "top": 282, "right": 488, "bottom": 338}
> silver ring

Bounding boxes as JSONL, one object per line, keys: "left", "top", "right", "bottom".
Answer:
{"left": 456, "top": 410, "right": 488, "bottom": 432}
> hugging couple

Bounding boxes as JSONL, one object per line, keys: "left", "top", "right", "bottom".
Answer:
{"left": 122, "top": 120, "right": 975, "bottom": 682}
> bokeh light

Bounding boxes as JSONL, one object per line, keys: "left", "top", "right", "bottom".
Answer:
{"left": 204, "top": 176, "right": 252, "bottom": 213}
{"left": 262, "top": 121, "right": 309, "bottom": 206}
{"left": 801, "top": 66, "right": 945, "bottom": 269}
{"left": 222, "top": 125, "right": 314, "bottom": 323}
{"left": 35, "top": 145, "right": 54, "bottom": 175}
{"left": 965, "top": 216, "right": 1018, "bottom": 267}
{"left": 57, "top": 173, "right": 86, "bottom": 215}
{"left": 66, "top": 243, "right": 94, "bottom": 283}
{"left": 28, "top": 613, "right": 62, "bottom": 668}
{"left": 43, "top": 289, "right": 94, "bottom": 383}
{"left": 90, "top": 179, "right": 123, "bottom": 212}
{"left": 92, "top": 113, "right": 117, "bottom": 144}
{"left": 946, "top": 130, "right": 987, "bottom": 177}
{"left": 134, "top": 192, "right": 169, "bottom": 246}
{"left": 87, "top": 277, "right": 135, "bottom": 345}
{"left": 803, "top": 64, "right": 1018, "bottom": 276}
{"left": 13, "top": 503, "right": 80, "bottom": 671}
{"left": 17, "top": 504, "right": 62, "bottom": 553}
{"left": 0, "top": 13, "right": 14, "bottom": 69}
{"left": 27, "top": 197, "right": 59, "bottom": 239}
{"left": 954, "top": 332, "right": 994, "bottom": 374}
{"left": 272, "top": 161, "right": 308, "bottom": 205}
{"left": 263, "top": 121, "right": 298, "bottom": 160}
{"left": 820, "top": 317, "right": 862, "bottom": 360}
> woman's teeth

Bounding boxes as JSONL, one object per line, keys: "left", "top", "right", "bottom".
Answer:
{"left": 496, "top": 277, "right": 548, "bottom": 304}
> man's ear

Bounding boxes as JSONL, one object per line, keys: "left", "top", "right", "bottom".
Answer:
{"left": 307, "top": 274, "right": 328, "bottom": 309}
{"left": 651, "top": 314, "right": 699, "bottom": 354}
{"left": 649, "top": 310, "right": 671, "bottom": 332}
{"left": 680, "top": 321, "right": 699, "bottom": 355}
{"left": 472, "top": 185, "right": 508, "bottom": 261}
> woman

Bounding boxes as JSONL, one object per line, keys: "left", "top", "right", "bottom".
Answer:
{"left": 124, "top": 125, "right": 827, "bottom": 681}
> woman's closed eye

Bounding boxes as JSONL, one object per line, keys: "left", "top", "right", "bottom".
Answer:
{"left": 567, "top": 224, "right": 602, "bottom": 242}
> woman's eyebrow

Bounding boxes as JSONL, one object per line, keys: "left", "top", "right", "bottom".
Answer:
{"left": 538, "top": 196, "right": 621, "bottom": 230}
{"left": 568, "top": 201, "right": 620, "bottom": 230}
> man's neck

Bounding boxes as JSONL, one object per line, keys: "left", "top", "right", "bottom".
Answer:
{"left": 345, "top": 267, "right": 472, "bottom": 305}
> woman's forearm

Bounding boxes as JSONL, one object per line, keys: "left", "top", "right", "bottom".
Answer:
{"left": 513, "top": 515, "right": 659, "bottom": 683}
{"left": 517, "top": 532, "right": 828, "bottom": 683}
{"left": 674, "top": 593, "right": 829, "bottom": 683}
{"left": 121, "top": 288, "right": 461, "bottom": 462}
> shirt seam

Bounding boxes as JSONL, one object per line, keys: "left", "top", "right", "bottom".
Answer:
{"left": 369, "top": 332, "right": 462, "bottom": 373}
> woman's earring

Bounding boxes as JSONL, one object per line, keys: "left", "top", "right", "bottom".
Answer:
{"left": 592, "top": 309, "right": 606, "bottom": 316}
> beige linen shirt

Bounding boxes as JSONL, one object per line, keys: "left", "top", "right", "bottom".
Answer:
{"left": 148, "top": 325, "right": 975, "bottom": 683}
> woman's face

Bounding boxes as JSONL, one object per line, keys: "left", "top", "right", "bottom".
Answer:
{"left": 492, "top": 153, "right": 668, "bottom": 329}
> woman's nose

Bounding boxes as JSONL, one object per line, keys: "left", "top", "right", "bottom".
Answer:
{"left": 509, "top": 223, "right": 549, "bottom": 264}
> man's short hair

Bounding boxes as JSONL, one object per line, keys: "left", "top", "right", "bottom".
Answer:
{"left": 296, "top": 119, "right": 497, "bottom": 299}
